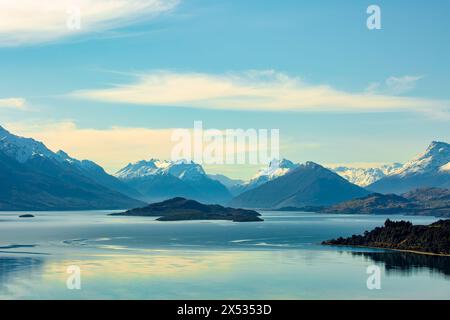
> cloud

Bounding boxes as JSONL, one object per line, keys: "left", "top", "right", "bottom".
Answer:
{"left": 366, "top": 75, "right": 423, "bottom": 95}
{"left": 5, "top": 121, "right": 285, "bottom": 174}
{"left": 0, "top": 0, "right": 179, "bottom": 46}
{"left": 6, "top": 121, "right": 175, "bottom": 172}
{"left": 0, "top": 97, "right": 27, "bottom": 109}
{"left": 385, "top": 75, "right": 423, "bottom": 94}
{"left": 72, "top": 70, "right": 449, "bottom": 115}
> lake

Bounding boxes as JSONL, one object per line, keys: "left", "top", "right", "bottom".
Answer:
{"left": 0, "top": 211, "right": 449, "bottom": 299}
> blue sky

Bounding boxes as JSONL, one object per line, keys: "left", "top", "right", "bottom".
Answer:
{"left": 0, "top": 0, "right": 449, "bottom": 178}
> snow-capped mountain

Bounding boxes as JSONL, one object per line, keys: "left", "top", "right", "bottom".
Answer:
{"left": 244, "top": 159, "right": 299, "bottom": 190}
{"left": 368, "top": 141, "right": 450, "bottom": 194}
{"left": 230, "top": 161, "right": 370, "bottom": 209}
{"left": 115, "top": 159, "right": 231, "bottom": 204}
{"left": 209, "top": 158, "right": 299, "bottom": 196}
{"left": 393, "top": 141, "right": 449, "bottom": 177}
{"left": 0, "top": 125, "right": 57, "bottom": 163}
{"left": 331, "top": 163, "right": 403, "bottom": 187}
{"left": 116, "top": 159, "right": 206, "bottom": 181}
{"left": 115, "top": 159, "right": 171, "bottom": 179}
{"left": 0, "top": 125, "right": 143, "bottom": 210}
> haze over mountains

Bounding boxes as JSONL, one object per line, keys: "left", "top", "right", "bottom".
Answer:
{"left": 0, "top": 126, "right": 143, "bottom": 210}
{"left": 0, "top": 124, "right": 448, "bottom": 211}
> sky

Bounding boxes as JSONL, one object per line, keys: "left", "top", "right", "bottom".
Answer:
{"left": 0, "top": 0, "right": 449, "bottom": 179}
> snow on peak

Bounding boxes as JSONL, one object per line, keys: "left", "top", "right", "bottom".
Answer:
{"left": 0, "top": 125, "right": 55, "bottom": 163}
{"left": 331, "top": 163, "right": 403, "bottom": 187}
{"left": 246, "top": 158, "right": 298, "bottom": 188}
{"left": 115, "top": 159, "right": 206, "bottom": 181}
{"left": 54, "top": 149, "right": 103, "bottom": 172}
{"left": 0, "top": 125, "right": 107, "bottom": 174}
{"left": 165, "top": 159, "right": 206, "bottom": 180}
{"left": 257, "top": 158, "right": 297, "bottom": 178}
{"left": 394, "top": 141, "right": 450, "bottom": 177}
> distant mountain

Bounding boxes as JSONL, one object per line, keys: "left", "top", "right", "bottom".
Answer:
{"left": 115, "top": 159, "right": 232, "bottom": 204}
{"left": 332, "top": 163, "right": 403, "bottom": 187}
{"left": 321, "top": 193, "right": 412, "bottom": 215}
{"left": 368, "top": 141, "right": 450, "bottom": 194}
{"left": 111, "top": 197, "right": 263, "bottom": 222}
{"left": 0, "top": 126, "right": 144, "bottom": 210}
{"left": 229, "top": 161, "right": 370, "bottom": 209}
{"left": 321, "top": 188, "right": 450, "bottom": 217}
{"left": 208, "top": 174, "right": 245, "bottom": 196}
{"left": 403, "top": 187, "right": 450, "bottom": 203}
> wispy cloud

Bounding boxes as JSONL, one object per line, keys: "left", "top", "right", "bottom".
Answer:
{"left": 72, "top": 70, "right": 449, "bottom": 115}
{"left": 366, "top": 75, "right": 423, "bottom": 95}
{"left": 5, "top": 121, "right": 175, "bottom": 172}
{"left": 0, "top": 0, "right": 179, "bottom": 46}
{"left": 0, "top": 97, "right": 27, "bottom": 109}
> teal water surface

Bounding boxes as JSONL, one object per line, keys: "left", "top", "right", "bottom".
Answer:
{"left": 0, "top": 211, "right": 449, "bottom": 299}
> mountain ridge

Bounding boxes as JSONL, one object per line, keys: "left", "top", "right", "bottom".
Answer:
{"left": 0, "top": 126, "right": 144, "bottom": 210}
{"left": 229, "top": 161, "right": 370, "bottom": 209}
{"left": 115, "top": 158, "right": 232, "bottom": 204}
{"left": 368, "top": 141, "right": 450, "bottom": 194}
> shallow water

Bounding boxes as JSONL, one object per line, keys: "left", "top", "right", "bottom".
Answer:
{"left": 0, "top": 211, "right": 449, "bottom": 299}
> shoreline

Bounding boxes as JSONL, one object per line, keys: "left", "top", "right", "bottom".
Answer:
{"left": 323, "top": 243, "right": 450, "bottom": 257}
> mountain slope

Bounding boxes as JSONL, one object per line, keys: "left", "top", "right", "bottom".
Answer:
{"left": 229, "top": 162, "right": 370, "bottom": 209}
{"left": 115, "top": 159, "right": 232, "bottom": 204}
{"left": 368, "top": 141, "right": 450, "bottom": 194}
{"left": 0, "top": 125, "right": 144, "bottom": 210}
{"left": 320, "top": 188, "right": 450, "bottom": 217}
{"left": 208, "top": 174, "right": 245, "bottom": 196}
{"left": 55, "top": 151, "right": 143, "bottom": 200}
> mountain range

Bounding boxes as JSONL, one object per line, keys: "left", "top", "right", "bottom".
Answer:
{"left": 229, "top": 162, "right": 371, "bottom": 209}
{"left": 367, "top": 141, "right": 450, "bottom": 194}
{"left": 0, "top": 124, "right": 448, "bottom": 212}
{"left": 332, "top": 163, "right": 403, "bottom": 187}
{"left": 115, "top": 159, "right": 232, "bottom": 204}
{"left": 0, "top": 125, "right": 144, "bottom": 210}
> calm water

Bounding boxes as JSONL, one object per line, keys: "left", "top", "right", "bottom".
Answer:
{"left": 0, "top": 211, "right": 449, "bottom": 299}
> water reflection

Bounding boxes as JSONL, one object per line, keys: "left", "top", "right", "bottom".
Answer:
{"left": 0, "top": 256, "right": 43, "bottom": 298}
{"left": 352, "top": 251, "right": 450, "bottom": 278}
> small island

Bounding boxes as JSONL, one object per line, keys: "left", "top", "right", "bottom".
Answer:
{"left": 19, "top": 214, "right": 35, "bottom": 218}
{"left": 111, "top": 197, "right": 263, "bottom": 222}
{"left": 322, "top": 219, "right": 450, "bottom": 256}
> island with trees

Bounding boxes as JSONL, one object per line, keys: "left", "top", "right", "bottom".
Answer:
{"left": 111, "top": 197, "right": 263, "bottom": 222}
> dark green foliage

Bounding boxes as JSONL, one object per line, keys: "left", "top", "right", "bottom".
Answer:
{"left": 111, "top": 197, "right": 263, "bottom": 222}
{"left": 323, "top": 219, "right": 450, "bottom": 255}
